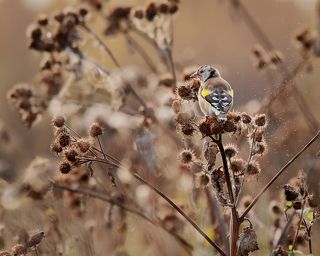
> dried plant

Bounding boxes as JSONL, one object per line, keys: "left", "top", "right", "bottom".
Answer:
{"left": 2, "top": 1, "right": 320, "bottom": 256}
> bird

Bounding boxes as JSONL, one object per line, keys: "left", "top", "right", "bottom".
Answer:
{"left": 190, "top": 65, "right": 233, "bottom": 122}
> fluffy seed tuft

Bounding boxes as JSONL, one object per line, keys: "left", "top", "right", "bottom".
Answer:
{"left": 89, "top": 122, "right": 103, "bottom": 137}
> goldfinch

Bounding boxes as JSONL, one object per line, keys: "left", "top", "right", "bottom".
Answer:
{"left": 191, "top": 65, "right": 233, "bottom": 122}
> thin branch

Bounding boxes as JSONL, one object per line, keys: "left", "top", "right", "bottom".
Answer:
{"left": 133, "top": 173, "right": 227, "bottom": 256}
{"left": 291, "top": 203, "right": 305, "bottom": 251}
{"left": 240, "top": 130, "right": 320, "bottom": 220}
{"left": 51, "top": 182, "right": 193, "bottom": 253}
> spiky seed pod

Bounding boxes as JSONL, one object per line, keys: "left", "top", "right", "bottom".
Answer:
{"left": 254, "top": 114, "right": 267, "bottom": 127}
{"left": 52, "top": 116, "right": 65, "bottom": 128}
{"left": 59, "top": 161, "right": 71, "bottom": 174}
{"left": 133, "top": 9, "right": 144, "bottom": 19}
{"left": 254, "top": 130, "right": 264, "bottom": 142}
{"left": 64, "top": 148, "right": 78, "bottom": 162}
{"left": 224, "top": 144, "right": 238, "bottom": 159}
{"left": 58, "top": 133, "right": 70, "bottom": 147}
{"left": 223, "top": 120, "right": 238, "bottom": 133}
{"left": 198, "top": 116, "right": 224, "bottom": 136}
{"left": 145, "top": 2, "right": 157, "bottom": 21}
{"left": 283, "top": 184, "right": 299, "bottom": 201}
{"left": 241, "top": 113, "right": 252, "bottom": 124}
{"left": 179, "top": 149, "right": 194, "bottom": 165}
{"left": 77, "top": 139, "right": 92, "bottom": 153}
{"left": 180, "top": 123, "right": 195, "bottom": 136}
{"left": 227, "top": 112, "right": 241, "bottom": 123}
{"left": 89, "top": 122, "right": 103, "bottom": 137}
{"left": 237, "top": 227, "right": 259, "bottom": 256}
{"left": 230, "top": 158, "right": 245, "bottom": 174}
{"left": 246, "top": 161, "right": 261, "bottom": 175}
{"left": 176, "top": 84, "right": 193, "bottom": 101}
{"left": 158, "top": 3, "right": 169, "bottom": 14}
{"left": 254, "top": 141, "right": 267, "bottom": 155}
{"left": 50, "top": 142, "right": 62, "bottom": 154}
{"left": 27, "top": 231, "right": 45, "bottom": 248}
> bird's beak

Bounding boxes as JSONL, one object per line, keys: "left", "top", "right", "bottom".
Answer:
{"left": 189, "top": 71, "right": 198, "bottom": 78}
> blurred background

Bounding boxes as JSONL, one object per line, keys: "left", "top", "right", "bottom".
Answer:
{"left": 0, "top": 0, "right": 320, "bottom": 255}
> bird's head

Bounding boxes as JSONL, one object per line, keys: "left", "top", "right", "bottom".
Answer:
{"left": 190, "top": 65, "right": 220, "bottom": 82}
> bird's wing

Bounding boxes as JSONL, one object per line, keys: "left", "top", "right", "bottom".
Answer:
{"left": 200, "top": 79, "right": 233, "bottom": 114}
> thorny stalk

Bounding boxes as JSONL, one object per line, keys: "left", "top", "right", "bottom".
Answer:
{"left": 211, "top": 135, "right": 239, "bottom": 256}
{"left": 240, "top": 130, "right": 320, "bottom": 221}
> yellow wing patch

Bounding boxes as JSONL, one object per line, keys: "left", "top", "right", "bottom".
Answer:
{"left": 201, "top": 88, "right": 210, "bottom": 98}
{"left": 227, "top": 88, "right": 234, "bottom": 97}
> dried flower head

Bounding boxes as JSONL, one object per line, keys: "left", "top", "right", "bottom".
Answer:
{"left": 89, "top": 122, "right": 103, "bottom": 137}
{"left": 180, "top": 123, "right": 196, "bottom": 136}
{"left": 64, "top": 148, "right": 78, "bottom": 162}
{"left": 246, "top": 161, "right": 261, "bottom": 175}
{"left": 77, "top": 138, "right": 92, "bottom": 153}
{"left": 241, "top": 113, "right": 252, "bottom": 124}
{"left": 230, "top": 158, "right": 245, "bottom": 174}
{"left": 176, "top": 83, "right": 193, "bottom": 101}
{"left": 237, "top": 227, "right": 259, "bottom": 256}
{"left": 52, "top": 116, "right": 65, "bottom": 128}
{"left": 227, "top": 111, "right": 241, "bottom": 123}
{"left": 254, "top": 141, "right": 267, "bottom": 155}
{"left": 283, "top": 184, "right": 299, "bottom": 201}
{"left": 57, "top": 133, "right": 71, "bottom": 147}
{"left": 50, "top": 142, "right": 63, "bottom": 154}
{"left": 254, "top": 129, "right": 264, "bottom": 142}
{"left": 223, "top": 120, "right": 238, "bottom": 133}
{"left": 254, "top": 114, "right": 267, "bottom": 127}
{"left": 179, "top": 149, "right": 195, "bottom": 165}
{"left": 59, "top": 161, "right": 72, "bottom": 174}
{"left": 224, "top": 144, "right": 238, "bottom": 158}
{"left": 198, "top": 116, "right": 224, "bottom": 136}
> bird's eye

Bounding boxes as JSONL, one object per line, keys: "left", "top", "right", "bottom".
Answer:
{"left": 200, "top": 70, "right": 204, "bottom": 74}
